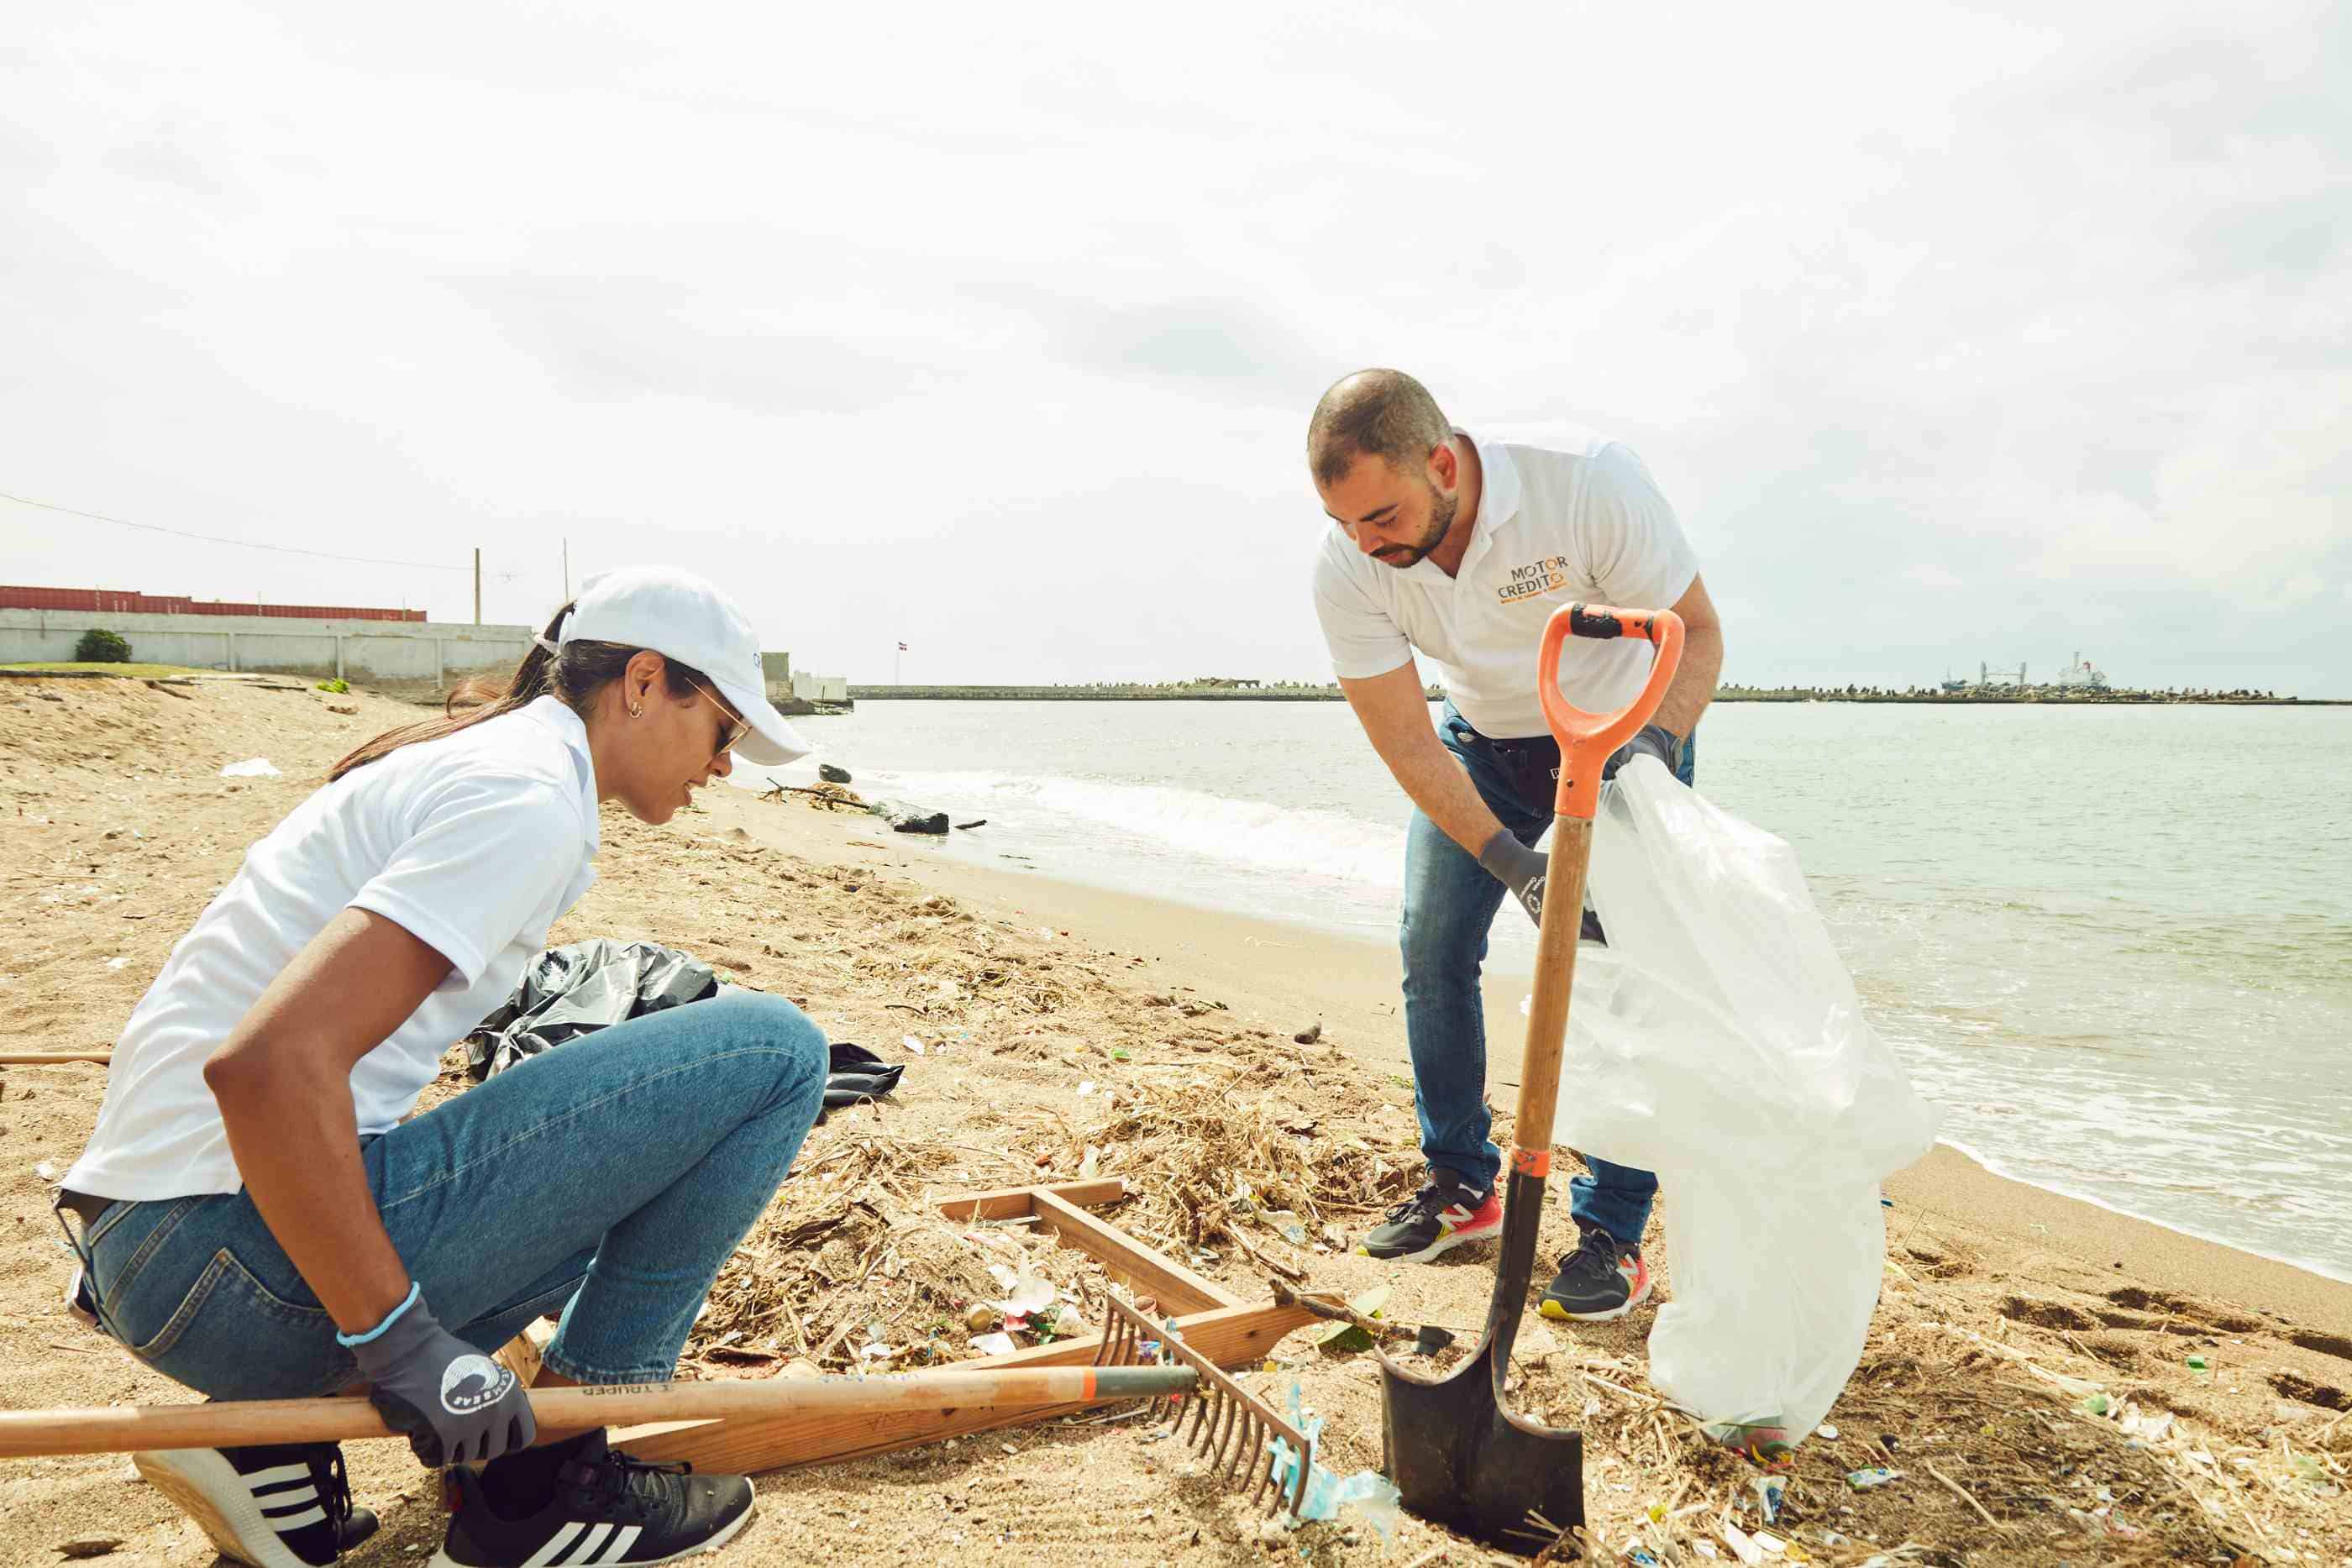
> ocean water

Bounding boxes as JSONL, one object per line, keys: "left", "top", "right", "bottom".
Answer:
{"left": 735, "top": 700, "right": 2352, "bottom": 1281}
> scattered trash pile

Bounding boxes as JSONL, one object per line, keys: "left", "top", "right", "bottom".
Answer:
{"left": 759, "top": 764, "right": 980, "bottom": 836}
{"left": 688, "top": 1057, "right": 1423, "bottom": 1379}
{"left": 1077, "top": 1070, "right": 1419, "bottom": 1268}
{"left": 1486, "top": 1267, "right": 2342, "bottom": 1566}
{"left": 761, "top": 779, "right": 869, "bottom": 813}
{"left": 693, "top": 1133, "right": 1104, "bottom": 1375}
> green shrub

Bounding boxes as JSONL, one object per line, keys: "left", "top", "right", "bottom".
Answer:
{"left": 74, "top": 628, "right": 132, "bottom": 663}
{"left": 316, "top": 678, "right": 350, "bottom": 694}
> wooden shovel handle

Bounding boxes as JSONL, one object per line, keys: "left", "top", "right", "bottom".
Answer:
{"left": 0, "top": 1364, "right": 1196, "bottom": 1460}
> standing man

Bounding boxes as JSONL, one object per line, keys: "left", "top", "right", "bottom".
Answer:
{"left": 1308, "top": 370, "right": 1724, "bottom": 1323}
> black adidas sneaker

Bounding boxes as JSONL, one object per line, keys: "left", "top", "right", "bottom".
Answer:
{"left": 436, "top": 1429, "right": 755, "bottom": 1568}
{"left": 134, "top": 1442, "right": 378, "bottom": 1568}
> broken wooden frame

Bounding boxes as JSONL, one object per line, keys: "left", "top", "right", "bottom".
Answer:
{"left": 610, "top": 1177, "right": 1319, "bottom": 1474}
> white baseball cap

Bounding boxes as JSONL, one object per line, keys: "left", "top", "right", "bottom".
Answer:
{"left": 554, "top": 565, "right": 812, "bottom": 765}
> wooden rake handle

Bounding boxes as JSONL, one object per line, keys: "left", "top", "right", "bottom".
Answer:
{"left": 0, "top": 1364, "right": 1197, "bottom": 1460}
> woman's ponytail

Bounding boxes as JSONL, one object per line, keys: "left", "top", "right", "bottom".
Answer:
{"left": 327, "top": 601, "right": 713, "bottom": 783}
{"left": 328, "top": 603, "right": 573, "bottom": 782}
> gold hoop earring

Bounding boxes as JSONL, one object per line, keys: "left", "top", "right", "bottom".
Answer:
{"left": 629, "top": 704, "right": 643, "bottom": 717}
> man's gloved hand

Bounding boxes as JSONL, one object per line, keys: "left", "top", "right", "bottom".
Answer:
{"left": 1478, "top": 829, "right": 1548, "bottom": 928}
{"left": 349, "top": 1293, "right": 536, "bottom": 1467}
{"left": 1604, "top": 723, "right": 1682, "bottom": 783}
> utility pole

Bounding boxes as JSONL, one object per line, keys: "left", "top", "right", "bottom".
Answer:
{"left": 563, "top": 539, "right": 571, "bottom": 602}
{"left": 472, "top": 548, "right": 481, "bottom": 625}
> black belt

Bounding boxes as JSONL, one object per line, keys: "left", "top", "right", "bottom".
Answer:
{"left": 56, "top": 1189, "right": 114, "bottom": 1228}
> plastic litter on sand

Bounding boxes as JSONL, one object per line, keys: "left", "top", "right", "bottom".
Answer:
{"left": 1261, "top": 1380, "right": 1402, "bottom": 1537}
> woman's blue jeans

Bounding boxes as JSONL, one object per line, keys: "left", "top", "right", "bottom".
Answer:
{"left": 71, "top": 990, "right": 827, "bottom": 1400}
{"left": 1401, "top": 705, "right": 1696, "bottom": 1248}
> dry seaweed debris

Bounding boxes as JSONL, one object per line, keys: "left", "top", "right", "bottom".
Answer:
{"left": 1078, "top": 1071, "right": 1418, "bottom": 1256}
{"left": 1502, "top": 1272, "right": 2334, "bottom": 1565}
{"left": 694, "top": 1130, "right": 1105, "bottom": 1375}
{"left": 685, "top": 1032, "right": 1426, "bottom": 1383}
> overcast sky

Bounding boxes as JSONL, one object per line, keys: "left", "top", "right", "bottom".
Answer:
{"left": 3, "top": 2, "right": 2345, "bottom": 694}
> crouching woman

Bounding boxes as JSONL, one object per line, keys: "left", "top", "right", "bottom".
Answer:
{"left": 55, "top": 566, "right": 822, "bottom": 1568}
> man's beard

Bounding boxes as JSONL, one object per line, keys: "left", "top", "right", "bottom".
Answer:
{"left": 1373, "top": 484, "right": 1457, "bottom": 568}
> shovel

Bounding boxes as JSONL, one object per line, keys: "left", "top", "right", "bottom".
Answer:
{"left": 1378, "top": 600, "right": 1683, "bottom": 1554}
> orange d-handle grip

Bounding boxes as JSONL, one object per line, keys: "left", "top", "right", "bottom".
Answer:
{"left": 1538, "top": 603, "right": 1684, "bottom": 820}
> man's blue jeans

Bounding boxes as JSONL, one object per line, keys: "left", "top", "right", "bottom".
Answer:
{"left": 71, "top": 990, "right": 827, "bottom": 1400}
{"left": 1401, "top": 704, "right": 1697, "bottom": 1248}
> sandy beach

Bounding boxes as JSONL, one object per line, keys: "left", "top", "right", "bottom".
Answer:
{"left": 3, "top": 675, "right": 2347, "bottom": 1566}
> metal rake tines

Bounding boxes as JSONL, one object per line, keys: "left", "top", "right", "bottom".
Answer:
{"left": 1094, "top": 1293, "right": 1314, "bottom": 1517}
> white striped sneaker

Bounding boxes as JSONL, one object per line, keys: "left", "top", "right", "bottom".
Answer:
{"left": 435, "top": 1429, "right": 754, "bottom": 1568}
{"left": 134, "top": 1442, "right": 376, "bottom": 1567}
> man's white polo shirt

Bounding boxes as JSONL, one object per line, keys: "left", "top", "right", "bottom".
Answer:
{"left": 1312, "top": 427, "right": 1698, "bottom": 740}
{"left": 65, "top": 696, "right": 601, "bottom": 1201}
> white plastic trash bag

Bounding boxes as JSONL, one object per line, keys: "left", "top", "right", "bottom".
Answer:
{"left": 1555, "top": 758, "right": 1940, "bottom": 1442}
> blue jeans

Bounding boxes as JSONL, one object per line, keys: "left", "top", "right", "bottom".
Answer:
{"left": 70, "top": 990, "right": 827, "bottom": 1400}
{"left": 1401, "top": 705, "right": 1697, "bottom": 1248}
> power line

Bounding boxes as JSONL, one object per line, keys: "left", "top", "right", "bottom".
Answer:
{"left": 0, "top": 490, "right": 471, "bottom": 573}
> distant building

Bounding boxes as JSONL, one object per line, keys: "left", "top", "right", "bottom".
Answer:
{"left": 0, "top": 585, "right": 427, "bottom": 623}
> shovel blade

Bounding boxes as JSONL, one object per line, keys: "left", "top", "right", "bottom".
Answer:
{"left": 1379, "top": 1337, "right": 1583, "bottom": 1555}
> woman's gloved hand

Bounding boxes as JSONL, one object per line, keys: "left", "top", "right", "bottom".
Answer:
{"left": 347, "top": 1293, "right": 537, "bottom": 1466}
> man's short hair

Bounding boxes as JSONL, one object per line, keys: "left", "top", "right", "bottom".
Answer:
{"left": 1306, "top": 369, "right": 1452, "bottom": 489}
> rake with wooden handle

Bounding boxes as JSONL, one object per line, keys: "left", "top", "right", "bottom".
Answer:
{"left": 1094, "top": 1291, "right": 1316, "bottom": 1517}
{"left": 0, "top": 1364, "right": 1199, "bottom": 1460}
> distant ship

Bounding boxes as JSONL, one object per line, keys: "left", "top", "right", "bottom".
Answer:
{"left": 1940, "top": 653, "right": 2108, "bottom": 693}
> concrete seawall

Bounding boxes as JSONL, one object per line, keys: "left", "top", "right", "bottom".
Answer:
{"left": 2, "top": 607, "right": 531, "bottom": 684}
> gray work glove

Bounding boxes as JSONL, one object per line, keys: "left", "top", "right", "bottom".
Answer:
{"left": 1604, "top": 723, "right": 1682, "bottom": 783}
{"left": 350, "top": 1295, "right": 536, "bottom": 1467}
{"left": 1478, "top": 830, "right": 1547, "bottom": 928}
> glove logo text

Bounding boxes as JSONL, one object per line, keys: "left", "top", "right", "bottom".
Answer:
{"left": 439, "top": 1354, "right": 517, "bottom": 1417}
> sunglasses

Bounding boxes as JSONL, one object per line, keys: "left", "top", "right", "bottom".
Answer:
{"left": 685, "top": 678, "right": 751, "bottom": 758}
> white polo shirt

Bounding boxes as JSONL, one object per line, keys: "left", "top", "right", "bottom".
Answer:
{"left": 1312, "top": 427, "right": 1699, "bottom": 740}
{"left": 65, "top": 697, "right": 601, "bottom": 1201}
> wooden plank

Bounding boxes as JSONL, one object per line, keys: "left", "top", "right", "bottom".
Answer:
{"left": 616, "top": 1298, "right": 1319, "bottom": 1476}
{"left": 493, "top": 1329, "right": 544, "bottom": 1391}
{"left": 932, "top": 1177, "right": 1127, "bottom": 1223}
{"left": 1031, "top": 1189, "right": 1239, "bottom": 1314}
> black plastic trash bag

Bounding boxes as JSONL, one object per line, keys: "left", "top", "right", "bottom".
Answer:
{"left": 465, "top": 939, "right": 716, "bottom": 1080}
{"left": 813, "top": 1041, "right": 903, "bottom": 1124}
{"left": 463, "top": 939, "right": 906, "bottom": 1117}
